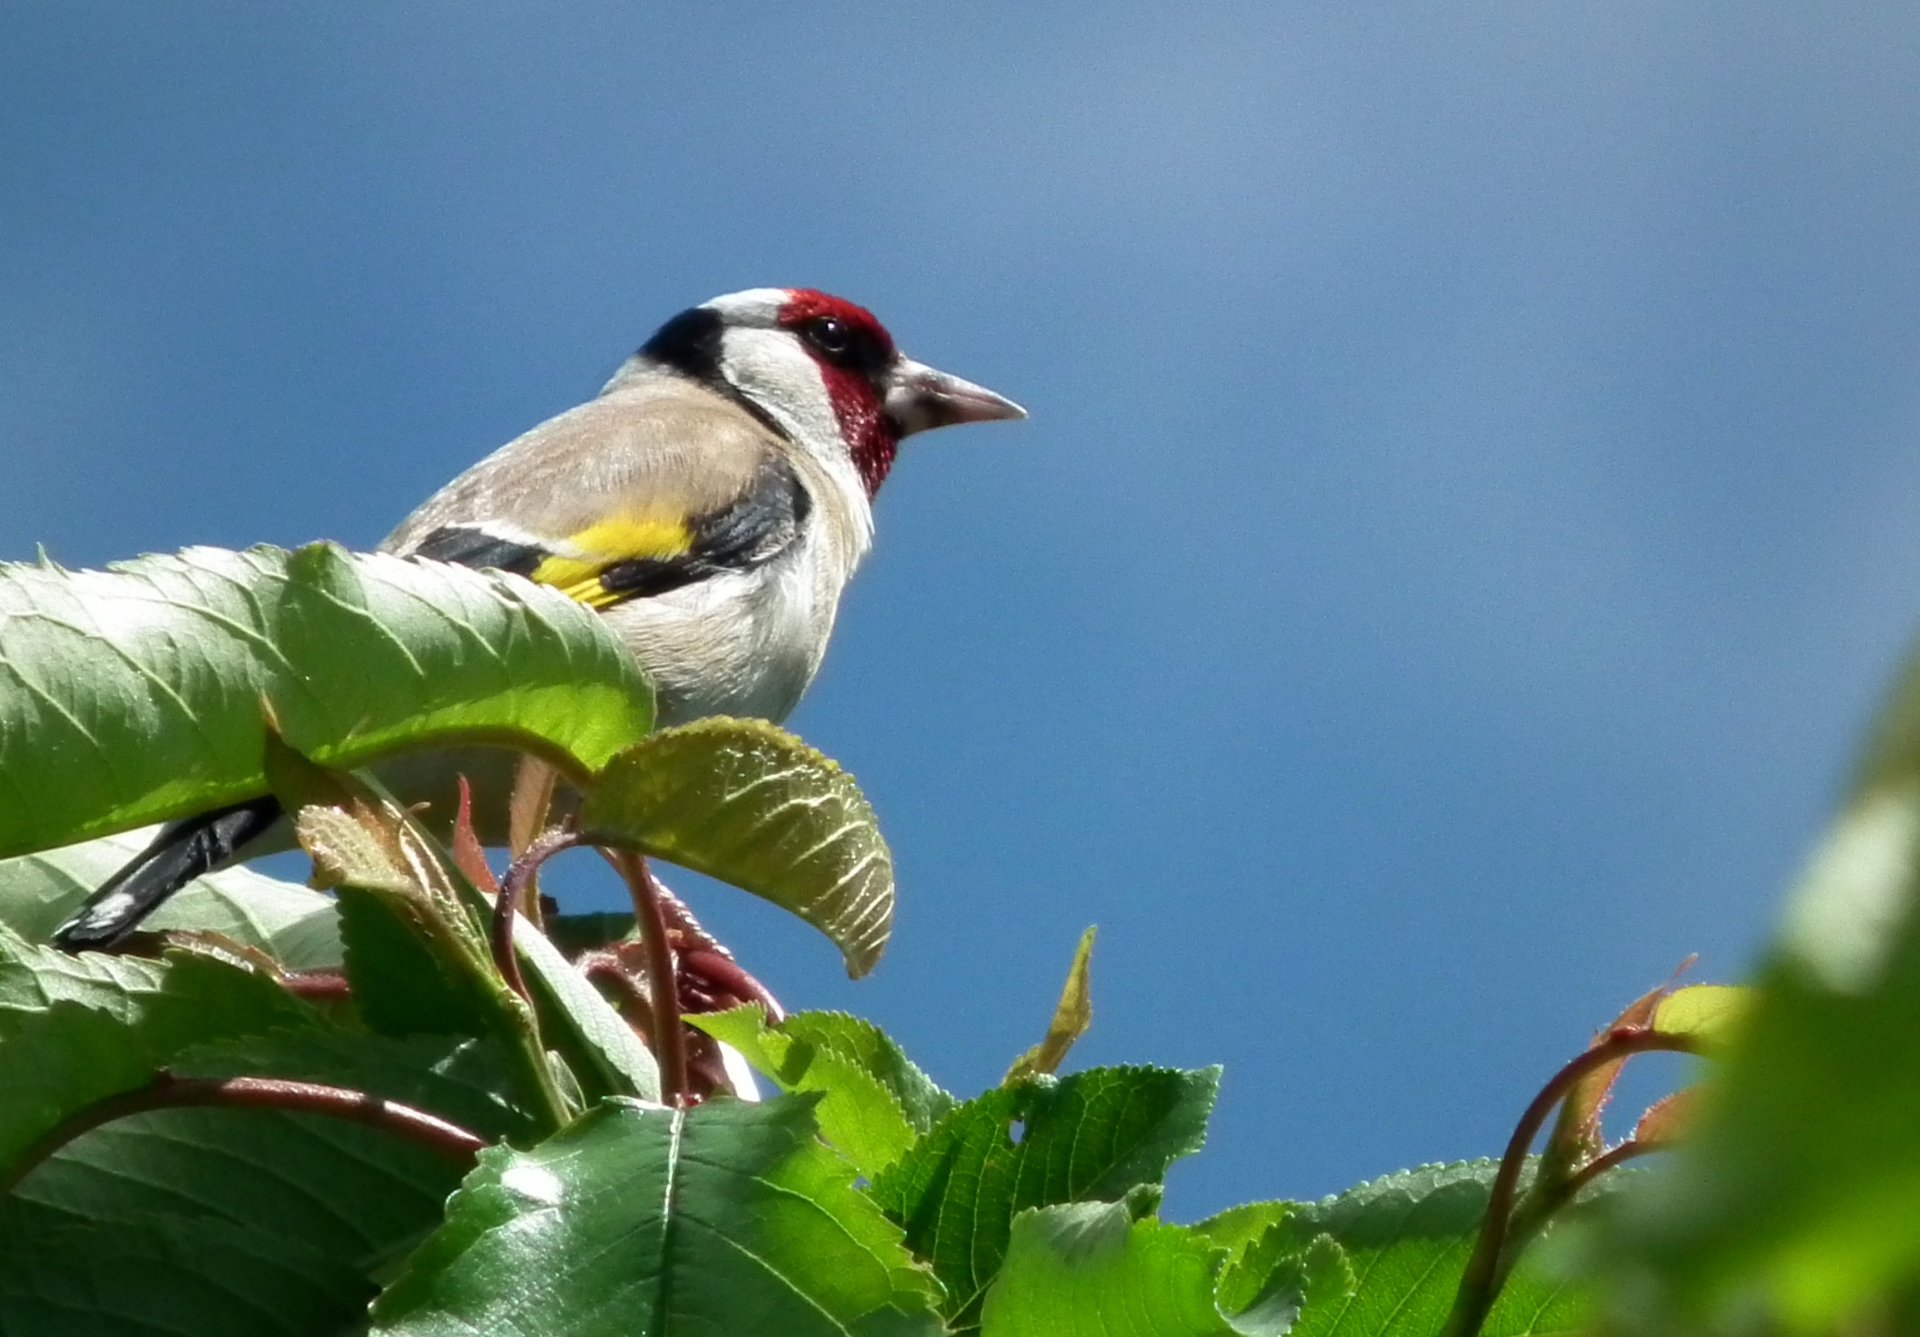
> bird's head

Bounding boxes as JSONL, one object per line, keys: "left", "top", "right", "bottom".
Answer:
{"left": 635, "top": 287, "right": 1025, "bottom": 497}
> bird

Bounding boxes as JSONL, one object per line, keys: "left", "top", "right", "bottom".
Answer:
{"left": 54, "top": 287, "right": 1024, "bottom": 949}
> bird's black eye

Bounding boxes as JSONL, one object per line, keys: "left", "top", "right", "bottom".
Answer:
{"left": 804, "top": 316, "right": 852, "bottom": 357}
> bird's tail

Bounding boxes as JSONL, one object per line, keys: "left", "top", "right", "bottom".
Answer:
{"left": 53, "top": 797, "right": 286, "bottom": 950}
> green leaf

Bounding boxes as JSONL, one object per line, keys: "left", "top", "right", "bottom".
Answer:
{"left": 688, "top": 1005, "right": 930, "bottom": 1176}
{"left": 981, "top": 1200, "right": 1306, "bottom": 1337}
{"left": 171, "top": 1027, "right": 537, "bottom": 1143}
{"left": 1235, "top": 1236, "right": 1356, "bottom": 1336}
{"left": 0, "top": 543, "right": 654, "bottom": 857}
{"left": 335, "top": 885, "right": 499, "bottom": 1039}
{"left": 871, "top": 1064, "right": 1219, "bottom": 1326}
{"left": 1, "top": 1022, "right": 531, "bottom": 1323}
{"left": 1005, "top": 925, "right": 1097, "bottom": 1083}
{"left": 371, "top": 1095, "right": 946, "bottom": 1336}
{"left": 0, "top": 924, "right": 310, "bottom": 1045}
{"left": 510, "top": 910, "right": 660, "bottom": 1103}
{"left": 1193, "top": 1201, "right": 1310, "bottom": 1316}
{"left": 0, "top": 1212, "right": 368, "bottom": 1337}
{"left": 0, "top": 831, "right": 340, "bottom": 968}
{"left": 780, "top": 1010, "right": 957, "bottom": 1135}
{"left": 0, "top": 933, "right": 319, "bottom": 1182}
{"left": 1241, "top": 1162, "right": 1591, "bottom": 1337}
{"left": 5, "top": 1104, "right": 472, "bottom": 1287}
{"left": 578, "top": 717, "right": 895, "bottom": 976}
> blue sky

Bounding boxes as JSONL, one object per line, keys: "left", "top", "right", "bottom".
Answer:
{"left": 4, "top": 4, "right": 1919, "bottom": 1217}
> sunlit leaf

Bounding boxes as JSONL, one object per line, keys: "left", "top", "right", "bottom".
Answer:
{"left": 872, "top": 1065, "right": 1218, "bottom": 1326}
{"left": 578, "top": 717, "right": 894, "bottom": 976}
{"left": 0, "top": 544, "right": 653, "bottom": 858}
{"left": 371, "top": 1095, "right": 944, "bottom": 1336}
{"left": 981, "top": 1200, "right": 1316, "bottom": 1337}
{"left": 689, "top": 1005, "right": 929, "bottom": 1176}
{"left": 1198, "top": 1163, "right": 1593, "bottom": 1337}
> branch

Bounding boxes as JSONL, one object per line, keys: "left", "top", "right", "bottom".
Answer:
{"left": 609, "top": 849, "right": 691, "bottom": 1105}
{"left": 490, "top": 826, "right": 581, "bottom": 1004}
{"left": 1559, "top": 1136, "right": 1664, "bottom": 1200}
{"left": 278, "top": 969, "right": 353, "bottom": 1003}
{"left": 3, "top": 1073, "right": 487, "bottom": 1197}
{"left": 580, "top": 949, "right": 656, "bottom": 1041}
{"left": 1441, "top": 1028, "right": 1705, "bottom": 1337}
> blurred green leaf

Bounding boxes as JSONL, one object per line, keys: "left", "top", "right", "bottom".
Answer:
{"left": 578, "top": 717, "right": 895, "bottom": 976}
{"left": 1592, "top": 649, "right": 1920, "bottom": 1331}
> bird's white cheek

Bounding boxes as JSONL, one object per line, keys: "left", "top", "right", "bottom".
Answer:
{"left": 717, "top": 326, "right": 875, "bottom": 550}
{"left": 716, "top": 328, "right": 841, "bottom": 458}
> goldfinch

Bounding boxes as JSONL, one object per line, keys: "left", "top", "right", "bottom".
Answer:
{"left": 55, "top": 287, "right": 1024, "bottom": 948}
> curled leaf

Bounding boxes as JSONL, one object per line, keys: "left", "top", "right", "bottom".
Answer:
{"left": 578, "top": 718, "right": 894, "bottom": 977}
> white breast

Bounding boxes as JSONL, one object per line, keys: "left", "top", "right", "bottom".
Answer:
{"left": 601, "top": 515, "right": 854, "bottom": 726}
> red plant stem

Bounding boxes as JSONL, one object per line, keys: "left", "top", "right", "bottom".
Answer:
{"left": 491, "top": 826, "right": 581, "bottom": 1005}
{"left": 580, "top": 951, "right": 656, "bottom": 1042}
{"left": 279, "top": 970, "right": 353, "bottom": 1002}
{"left": 2, "top": 1073, "right": 487, "bottom": 1198}
{"left": 1442, "top": 1028, "right": 1705, "bottom": 1337}
{"left": 1559, "top": 1136, "right": 1664, "bottom": 1200}
{"left": 613, "top": 849, "right": 691, "bottom": 1105}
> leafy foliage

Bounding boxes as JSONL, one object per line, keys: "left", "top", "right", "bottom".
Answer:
{"left": 872, "top": 1065, "right": 1220, "bottom": 1326}
{"left": 4, "top": 539, "right": 1920, "bottom": 1333}
{"left": 0, "top": 831, "right": 341, "bottom": 968}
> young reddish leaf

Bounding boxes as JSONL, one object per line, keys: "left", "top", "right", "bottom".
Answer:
{"left": 1631, "top": 1089, "right": 1696, "bottom": 1147}
{"left": 449, "top": 776, "right": 499, "bottom": 896}
{"left": 1539, "top": 980, "right": 1668, "bottom": 1179}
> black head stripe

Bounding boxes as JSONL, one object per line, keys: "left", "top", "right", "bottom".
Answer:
{"left": 639, "top": 306, "right": 725, "bottom": 382}
{"left": 635, "top": 303, "right": 792, "bottom": 443}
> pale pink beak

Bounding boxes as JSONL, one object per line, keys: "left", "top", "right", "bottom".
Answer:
{"left": 884, "top": 357, "right": 1027, "bottom": 437}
